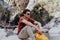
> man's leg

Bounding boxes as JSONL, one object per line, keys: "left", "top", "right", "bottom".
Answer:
{"left": 26, "top": 26, "right": 36, "bottom": 40}
{"left": 18, "top": 26, "right": 36, "bottom": 40}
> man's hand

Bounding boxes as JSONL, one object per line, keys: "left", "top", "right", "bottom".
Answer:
{"left": 36, "top": 30, "right": 42, "bottom": 35}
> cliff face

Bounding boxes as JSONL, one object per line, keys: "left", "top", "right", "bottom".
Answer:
{"left": 3, "top": 0, "right": 29, "bottom": 10}
{"left": 1, "top": 0, "right": 60, "bottom": 17}
{"left": 0, "top": 0, "right": 38, "bottom": 22}
{"left": 0, "top": 0, "right": 29, "bottom": 21}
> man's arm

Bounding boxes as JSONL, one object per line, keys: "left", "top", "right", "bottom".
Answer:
{"left": 21, "top": 19, "right": 41, "bottom": 32}
{"left": 21, "top": 19, "right": 42, "bottom": 34}
{"left": 34, "top": 21, "right": 43, "bottom": 33}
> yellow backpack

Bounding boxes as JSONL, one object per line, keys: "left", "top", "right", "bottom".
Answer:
{"left": 36, "top": 33, "right": 48, "bottom": 40}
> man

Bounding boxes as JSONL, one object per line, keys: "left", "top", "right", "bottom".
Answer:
{"left": 17, "top": 9, "right": 42, "bottom": 40}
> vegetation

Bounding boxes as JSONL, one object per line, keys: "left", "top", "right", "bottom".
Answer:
{"left": 31, "top": 3, "right": 53, "bottom": 26}
{"left": 0, "top": 4, "right": 10, "bottom": 23}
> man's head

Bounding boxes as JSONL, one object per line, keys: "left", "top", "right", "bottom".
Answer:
{"left": 22, "top": 9, "right": 31, "bottom": 18}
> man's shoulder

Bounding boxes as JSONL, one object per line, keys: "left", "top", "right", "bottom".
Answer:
{"left": 20, "top": 16, "right": 24, "bottom": 19}
{"left": 20, "top": 16, "right": 24, "bottom": 18}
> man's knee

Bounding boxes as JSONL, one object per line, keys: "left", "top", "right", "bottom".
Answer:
{"left": 26, "top": 26, "right": 35, "bottom": 37}
{"left": 25, "top": 26, "right": 32, "bottom": 28}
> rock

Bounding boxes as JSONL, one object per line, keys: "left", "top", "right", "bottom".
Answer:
{"left": 0, "top": 29, "right": 6, "bottom": 40}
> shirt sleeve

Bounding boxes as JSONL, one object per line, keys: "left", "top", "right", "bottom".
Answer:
{"left": 28, "top": 18, "right": 35, "bottom": 24}
{"left": 17, "top": 17, "right": 24, "bottom": 35}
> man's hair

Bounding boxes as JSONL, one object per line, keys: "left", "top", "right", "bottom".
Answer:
{"left": 20, "top": 9, "right": 31, "bottom": 16}
{"left": 23, "top": 9, "right": 30, "bottom": 14}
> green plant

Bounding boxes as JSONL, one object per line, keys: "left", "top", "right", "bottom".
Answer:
{"left": 31, "top": 3, "right": 53, "bottom": 26}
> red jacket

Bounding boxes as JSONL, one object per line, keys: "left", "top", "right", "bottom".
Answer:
{"left": 17, "top": 16, "right": 35, "bottom": 35}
